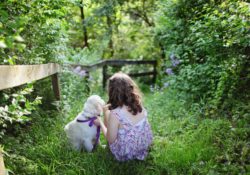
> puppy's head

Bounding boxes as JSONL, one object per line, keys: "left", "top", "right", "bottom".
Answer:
{"left": 83, "top": 95, "right": 105, "bottom": 117}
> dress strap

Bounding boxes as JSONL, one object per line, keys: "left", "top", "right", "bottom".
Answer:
{"left": 110, "top": 109, "right": 131, "bottom": 126}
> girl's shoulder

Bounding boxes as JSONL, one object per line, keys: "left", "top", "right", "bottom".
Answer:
{"left": 117, "top": 105, "right": 148, "bottom": 117}
{"left": 110, "top": 106, "right": 122, "bottom": 114}
{"left": 109, "top": 105, "right": 129, "bottom": 119}
{"left": 110, "top": 105, "right": 148, "bottom": 119}
{"left": 109, "top": 106, "right": 123, "bottom": 118}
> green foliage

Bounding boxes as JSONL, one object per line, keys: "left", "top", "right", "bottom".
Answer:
{"left": 146, "top": 89, "right": 249, "bottom": 174}
{"left": 156, "top": 0, "right": 250, "bottom": 112}
{"left": 0, "top": 0, "right": 73, "bottom": 137}
{"left": 0, "top": 84, "right": 41, "bottom": 138}
{"left": 0, "top": 0, "right": 73, "bottom": 64}
{"left": 60, "top": 70, "right": 90, "bottom": 113}
{"left": 67, "top": 0, "right": 159, "bottom": 60}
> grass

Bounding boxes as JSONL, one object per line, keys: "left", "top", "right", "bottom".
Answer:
{"left": 2, "top": 87, "right": 249, "bottom": 175}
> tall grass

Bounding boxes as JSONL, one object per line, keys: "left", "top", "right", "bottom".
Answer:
{"left": 1, "top": 83, "right": 249, "bottom": 174}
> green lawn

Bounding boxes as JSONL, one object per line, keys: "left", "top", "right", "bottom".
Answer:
{"left": 2, "top": 89, "right": 249, "bottom": 175}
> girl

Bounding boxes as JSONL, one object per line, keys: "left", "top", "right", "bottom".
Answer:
{"left": 94, "top": 72, "right": 153, "bottom": 161}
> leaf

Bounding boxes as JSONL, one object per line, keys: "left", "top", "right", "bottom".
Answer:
{"left": 7, "top": 58, "right": 15, "bottom": 65}
{"left": 0, "top": 40, "right": 7, "bottom": 48}
{"left": 14, "top": 35, "right": 25, "bottom": 42}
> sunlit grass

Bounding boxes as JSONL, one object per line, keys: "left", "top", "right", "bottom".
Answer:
{"left": 2, "top": 89, "right": 247, "bottom": 174}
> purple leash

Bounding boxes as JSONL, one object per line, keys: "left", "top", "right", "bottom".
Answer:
{"left": 77, "top": 116, "right": 101, "bottom": 148}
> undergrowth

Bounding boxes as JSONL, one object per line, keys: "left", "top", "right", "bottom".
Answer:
{"left": 2, "top": 85, "right": 249, "bottom": 174}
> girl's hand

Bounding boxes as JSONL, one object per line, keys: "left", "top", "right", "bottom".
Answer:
{"left": 94, "top": 117, "right": 101, "bottom": 126}
{"left": 103, "top": 104, "right": 110, "bottom": 113}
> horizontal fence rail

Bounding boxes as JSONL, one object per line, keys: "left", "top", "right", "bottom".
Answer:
{"left": 68, "top": 60, "right": 157, "bottom": 71}
{"left": 0, "top": 63, "right": 61, "bottom": 100}
{"left": 68, "top": 59, "right": 157, "bottom": 88}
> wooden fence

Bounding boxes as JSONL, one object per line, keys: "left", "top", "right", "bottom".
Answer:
{"left": 0, "top": 63, "right": 61, "bottom": 100}
{"left": 0, "top": 59, "right": 157, "bottom": 99}
{"left": 69, "top": 59, "right": 157, "bottom": 88}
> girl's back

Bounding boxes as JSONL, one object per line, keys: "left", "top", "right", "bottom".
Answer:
{"left": 109, "top": 105, "right": 153, "bottom": 161}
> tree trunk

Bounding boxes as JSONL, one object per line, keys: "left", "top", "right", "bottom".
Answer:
{"left": 107, "top": 14, "right": 114, "bottom": 58}
{"left": 159, "top": 42, "right": 165, "bottom": 60}
{"left": 80, "top": 0, "right": 89, "bottom": 48}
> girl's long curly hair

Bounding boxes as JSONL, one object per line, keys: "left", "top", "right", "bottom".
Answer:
{"left": 107, "top": 72, "right": 142, "bottom": 115}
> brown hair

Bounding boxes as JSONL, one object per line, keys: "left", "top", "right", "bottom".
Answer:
{"left": 107, "top": 72, "right": 142, "bottom": 115}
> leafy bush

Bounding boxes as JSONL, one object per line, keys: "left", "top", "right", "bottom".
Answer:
{"left": 60, "top": 70, "right": 90, "bottom": 114}
{"left": 156, "top": 0, "right": 250, "bottom": 112}
{"left": 0, "top": 0, "right": 72, "bottom": 64}
{"left": 0, "top": 84, "right": 41, "bottom": 138}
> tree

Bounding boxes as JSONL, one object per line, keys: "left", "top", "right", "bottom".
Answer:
{"left": 79, "top": 0, "right": 89, "bottom": 48}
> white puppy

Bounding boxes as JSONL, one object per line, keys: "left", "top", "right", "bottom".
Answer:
{"left": 64, "top": 95, "right": 105, "bottom": 152}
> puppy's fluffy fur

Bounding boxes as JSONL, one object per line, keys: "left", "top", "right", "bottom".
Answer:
{"left": 64, "top": 95, "right": 105, "bottom": 152}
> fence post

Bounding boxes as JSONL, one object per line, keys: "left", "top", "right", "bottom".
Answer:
{"left": 0, "top": 149, "right": 6, "bottom": 175}
{"left": 51, "top": 73, "right": 60, "bottom": 100}
{"left": 85, "top": 71, "right": 90, "bottom": 94}
{"left": 152, "top": 61, "right": 157, "bottom": 84}
{"left": 102, "top": 65, "right": 107, "bottom": 89}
